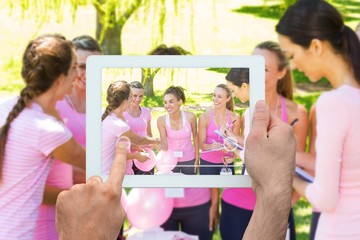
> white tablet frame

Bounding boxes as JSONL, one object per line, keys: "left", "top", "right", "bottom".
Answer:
{"left": 86, "top": 56, "right": 264, "bottom": 187}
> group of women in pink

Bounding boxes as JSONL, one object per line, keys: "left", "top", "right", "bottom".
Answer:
{"left": 0, "top": 1, "right": 359, "bottom": 239}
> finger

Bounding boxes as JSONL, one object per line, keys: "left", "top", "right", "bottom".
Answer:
{"left": 249, "top": 100, "right": 270, "bottom": 139}
{"left": 106, "top": 141, "right": 128, "bottom": 194}
{"left": 87, "top": 175, "right": 103, "bottom": 184}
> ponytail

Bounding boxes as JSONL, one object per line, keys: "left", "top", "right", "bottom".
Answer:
{"left": 342, "top": 26, "right": 360, "bottom": 85}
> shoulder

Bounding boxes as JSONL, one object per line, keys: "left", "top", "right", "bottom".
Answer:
{"left": 229, "top": 110, "right": 240, "bottom": 120}
{"left": 199, "top": 110, "right": 210, "bottom": 120}
{"left": 185, "top": 111, "right": 197, "bottom": 122}
{"left": 157, "top": 115, "right": 166, "bottom": 124}
{"left": 284, "top": 98, "right": 307, "bottom": 118}
{"left": 141, "top": 106, "right": 151, "bottom": 114}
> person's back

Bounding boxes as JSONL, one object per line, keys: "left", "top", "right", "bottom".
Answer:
{"left": 306, "top": 85, "right": 360, "bottom": 238}
{"left": 0, "top": 102, "right": 72, "bottom": 239}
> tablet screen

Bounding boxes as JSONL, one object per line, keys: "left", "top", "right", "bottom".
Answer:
{"left": 87, "top": 56, "right": 264, "bottom": 187}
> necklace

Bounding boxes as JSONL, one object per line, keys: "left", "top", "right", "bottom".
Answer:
{"left": 65, "top": 95, "right": 86, "bottom": 133}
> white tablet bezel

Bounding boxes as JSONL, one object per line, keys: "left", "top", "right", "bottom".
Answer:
{"left": 86, "top": 55, "right": 264, "bottom": 187}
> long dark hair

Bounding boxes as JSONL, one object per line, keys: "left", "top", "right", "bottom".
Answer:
{"left": 276, "top": 0, "right": 360, "bottom": 85}
{"left": 0, "top": 34, "right": 74, "bottom": 180}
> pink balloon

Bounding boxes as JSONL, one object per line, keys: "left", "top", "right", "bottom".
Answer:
{"left": 133, "top": 148, "right": 156, "bottom": 172}
{"left": 126, "top": 188, "right": 174, "bottom": 229}
{"left": 121, "top": 188, "right": 127, "bottom": 211}
{"left": 155, "top": 150, "right": 178, "bottom": 173}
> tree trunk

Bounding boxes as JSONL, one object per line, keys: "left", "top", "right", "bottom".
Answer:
{"left": 142, "top": 69, "right": 155, "bottom": 97}
{"left": 96, "top": 11, "right": 123, "bottom": 55}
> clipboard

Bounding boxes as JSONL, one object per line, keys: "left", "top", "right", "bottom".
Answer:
{"left": 214, "top": 129, "right": 244, "bottom": 151}
{"left": 295, "top": 167, "right": 314, "bottom": 183}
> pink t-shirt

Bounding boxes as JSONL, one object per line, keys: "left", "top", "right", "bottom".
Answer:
{"left": 222, "top": 103, "right": 288, "bottom": 210}
{"left": 123, "top": 106, "right": 151, "bottom": 136}
{"left": 35, "top": 98, "right": 86, "bottom": 240}
{"left": 305, "top": 85, "right": 360, "bottom": 239}
{"left": 0, "top": 102, "right": 72, "bottom": 240}
{"left": 102, "top": 113, "right": 131, "bottom": 175}
{"left": 200, "top": 109, "right": 233, "bottom": 164}
{"left": 173, "top": 188, "right": 211, "bottom": 208}
{"left": 165, "top": 111, "right": 195, "bottom": 162}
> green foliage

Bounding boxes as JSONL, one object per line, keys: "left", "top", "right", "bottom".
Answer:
{"left": 0, "top": 57, "right": 23, "bottom": 93}
{"left": 234, "top": 0, "right": 360, "bottom": 22}
{"left": 233, "top": 3, "right": 285, "bottom": 20}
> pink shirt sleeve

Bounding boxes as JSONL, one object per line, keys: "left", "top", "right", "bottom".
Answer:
{"left": 305, "top": 92, "right": 346, "bottom": 211}
{"left": 37, "top": 118, "right": 72, "bottom": 156}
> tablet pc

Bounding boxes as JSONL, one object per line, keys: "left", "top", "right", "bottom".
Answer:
{"left": 86, "top": 56, "right": 264, "bottom": 187}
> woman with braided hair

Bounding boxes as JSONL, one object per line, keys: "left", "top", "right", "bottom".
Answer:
{"left": 0, "top": 34, "right": 85, "bottom": 239}
{"left": 101, "top": 80, "right": 159, "bottom": 175}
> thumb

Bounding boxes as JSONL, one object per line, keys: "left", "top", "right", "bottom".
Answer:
{"left": 249, "top": 100, "right": 270, "bottom": 139}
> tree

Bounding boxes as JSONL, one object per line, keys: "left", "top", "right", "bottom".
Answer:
{"left": 3, "top": 0, "right": 193, "bottom": 55}
{"left": 142, "top": 44, "right": 191, "bottom": 96}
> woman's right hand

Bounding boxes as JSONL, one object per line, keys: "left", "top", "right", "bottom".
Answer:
{"left": 136, "top": 151, "right": 150, "bottom": 162}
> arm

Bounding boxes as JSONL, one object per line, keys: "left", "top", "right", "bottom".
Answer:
{"left": 243, "top": 101, "right": 296, "bottom": 240}
{"left": 294, "top": 96, "right": 344, "bottom": 211}
{"left": 146, "top": 120, "right": 153, "bottom": 137}
{"left": 56, "top": 141, "right": 127, "bottom": 240}
{"left": 146, "top": 107, "right": 153, "bottom": 137}
{"left": 43, "top": 186, "right": 67, "bottom": 205}
{"left": 73, "top": 167, "right": 86, "bottom": 184}
{"left": 127, "top": 151, "right": 150, "bottom": 162}
{"left": 209, "top": 188, "right": 219, "bottom": 232}
{"left": 293, "top": 105, "right": 308, "bottom": 152}
{"left": 122, "top": 129, "right": 158, "bottom": 146}
{"left": 157, "top": 116, "right": 168, "bottom": 151}
{"left": 198, "top": 113, "right": 222, "bottom": 150}
{"left": 189, "top": 112, "right": 199, "bottom": 173}
{"left": 296, "top": 105, "right": 317, "bottom": 176}
{"left": 52, "top": 138, "right": 85, "bottom": 170}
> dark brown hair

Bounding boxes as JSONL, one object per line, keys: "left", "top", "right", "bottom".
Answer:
{"left": 0, "top": 34, "right": 74, "bottom": 180}
{"left": 164, "top": 85, "right": 186, "bottom": 104}
{"left": 276, "top": 0, "right": 360, "bottom": 85}
{"left": 102, "top": 80, "right": 131, "bottom": 121}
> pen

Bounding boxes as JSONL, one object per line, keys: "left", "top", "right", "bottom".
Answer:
{"left": 290, "top": 118, "right": 299, "bottom": 127}
{"left": 227, "top": 119, "right": 236, "bottom": 129}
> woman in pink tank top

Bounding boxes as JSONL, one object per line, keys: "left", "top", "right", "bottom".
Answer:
{"left": 157, "top": 86, "right": 217, "bottom": 240}
{"left": 123, "top": 81, "right": 154, "bottom": 175}
{"left": 198, "top": 84, "right": 240, "bottom": 175}
{"left": 221, "top": 41, "right": 308, "bottom": 240}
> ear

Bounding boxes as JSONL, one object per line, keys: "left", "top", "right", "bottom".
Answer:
{"left": 309, "top": 39, "right": 323, "bottom": 57}
{"left": 277, "top": 67, "right": 287, "bottom": 80}
{"left": 241, "top": 83, "right": 249, "bottom": 90}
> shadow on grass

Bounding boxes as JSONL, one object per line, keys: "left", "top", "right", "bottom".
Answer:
{"left": 233, "top": 1, "right": 360, "bottom": 22}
